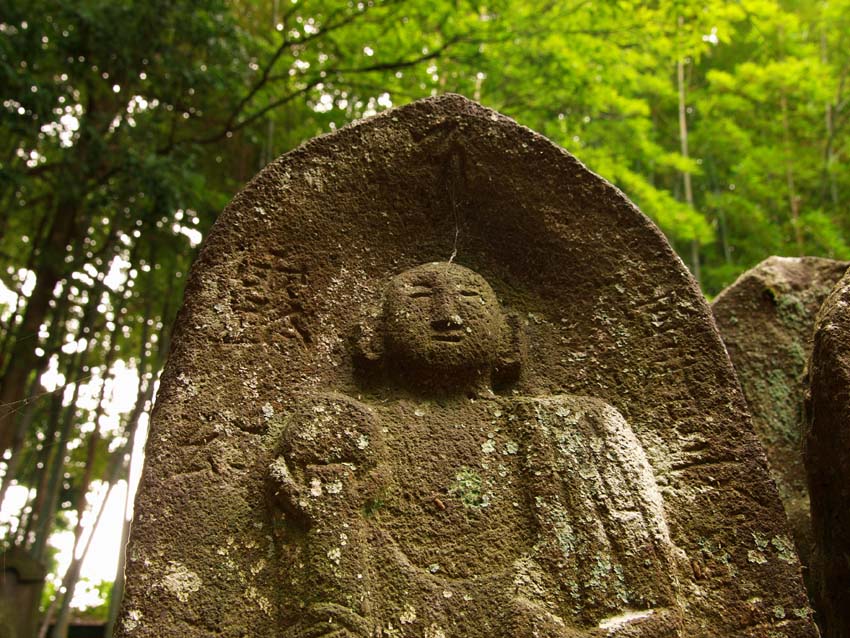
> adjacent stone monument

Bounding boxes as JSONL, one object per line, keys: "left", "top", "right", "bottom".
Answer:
{"left": 116, "top": 95, "right": 817, "bottom": 637}
{"left": 712, "top": 256, "right": 848, "bottom": 585}
{"left": 0, "top": 548, "right": 46, "bottom": 638}
{"left": 805, "top": 268, "right": 850, "bottom": 638}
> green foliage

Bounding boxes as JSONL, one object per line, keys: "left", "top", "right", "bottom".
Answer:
{"left": 73, "top": 578, "right": 113, "bottom": 621}
{"left": 1, "top": 0, "right": 849, "bottom": 629}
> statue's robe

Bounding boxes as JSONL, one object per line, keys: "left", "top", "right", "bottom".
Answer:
{"left": 270, "top": 393, "right": 683, "bottom": 637}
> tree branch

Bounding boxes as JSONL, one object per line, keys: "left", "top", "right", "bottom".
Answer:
{"left": 173, "top": 34, "right": 466, "bottom": 147}
{"left": 221, "top": 1, "right": 401, "bottom": 135}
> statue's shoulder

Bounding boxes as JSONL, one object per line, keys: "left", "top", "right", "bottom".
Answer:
{"left": 507, "top": 394, "right": 643, "bottom": 459}
{"left": 508, "top": 393, "right": 625, "bottom": 424}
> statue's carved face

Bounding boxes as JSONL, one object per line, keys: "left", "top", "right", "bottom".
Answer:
{"left": 383, "top": 262, "right": 505, "bottom": 374}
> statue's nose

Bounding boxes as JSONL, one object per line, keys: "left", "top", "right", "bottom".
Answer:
{"left": 431, "top": 291, "right": 463, "bottom": 331}
{"left": 431, "top": 291, "right": 461, "bottom": 329}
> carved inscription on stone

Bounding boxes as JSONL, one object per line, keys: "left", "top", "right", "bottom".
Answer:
{"left": 225, "top": 250, "right": 311, "bottom": 345}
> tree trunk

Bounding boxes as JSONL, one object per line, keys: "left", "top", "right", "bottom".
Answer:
{"left": 18, "top": 347, "right": 80, "bottom": 550}
{"left": 9, "top": 484, "right": 35, "bottom": 546}
{"left": 0, "top": 210, "right": 48, "bottom": 376}
{"left": 40, "top": 479, "right": 119, "bottom": 638}
{"left": 780, "top": 90, "right": 804, "bottom": 254}
{"left": 0, "top": 375, "right": 44, "bottom": 510}
{"left": 29, "top": 357, "right": 88, "bottom": 562}
{"left": 0, "top": 199, "right": 79, "bottom": 452}
{"left": 821, "top": 32, "right": 841, "bottom": 210}
{"left": 47, "top": 417, "right": 105, "bottom": 638}
{"left": 46, "top": 289, "right": 124, "bottom": 638}
{"left": 677, "top": 16, "right": 700, "bottom": 284}
{"left": 0, "top": 294, "right": 72, "bottom": 502}
{"left": 106, "top": 270, "right": 173, "bottom": 636}
{"left": 29, "top": 291, "right": 101, "bottom": 561}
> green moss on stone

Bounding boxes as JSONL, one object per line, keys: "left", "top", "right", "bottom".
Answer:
{"left": 776, "top": 293, "right": 807, "bottom": 330}
{"left": 451, "top": 468, "right": 489, "bottom": 508}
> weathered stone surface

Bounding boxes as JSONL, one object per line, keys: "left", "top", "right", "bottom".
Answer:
{"left": 805, "top": 268, "right": 850, "bottom": 638}
{"left": 712, "top": 256, "right": 849, "bottom": 585}
{"left": 116, "top": 95, "right": 816, "bottom": 637}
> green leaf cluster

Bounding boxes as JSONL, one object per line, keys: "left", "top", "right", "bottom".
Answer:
{"left": 1, "top": 0, "right": 849, "bottom": 630}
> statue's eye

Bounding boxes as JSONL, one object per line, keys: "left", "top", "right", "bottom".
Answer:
{"left": 460, "top": 290, "right": 479, "bottom": 298}
{"left": 409, "top": 289, "right": 431, "bottom": 299}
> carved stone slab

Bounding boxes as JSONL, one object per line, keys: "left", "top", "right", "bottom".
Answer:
{"left": 712, "top": 256, "right": 848, "bottom": 586}
{"left": 0, "top": 548, "right": 46, "bottom": 638}
{"left": 805, "top": 268, "right": 850, "bottom": 638}
{"left": 116, "top": 95, "right": 817, "bottom": 637}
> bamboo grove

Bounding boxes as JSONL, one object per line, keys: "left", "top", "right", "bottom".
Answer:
{"left": 1, "top": 0, "right": 848, "bottom": 633}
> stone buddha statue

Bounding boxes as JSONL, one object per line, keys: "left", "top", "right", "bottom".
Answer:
{"left": 269, "top": 262, "right": 685, "bottom": 637}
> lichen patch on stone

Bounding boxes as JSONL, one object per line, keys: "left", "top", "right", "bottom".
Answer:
{"left": 161, "top": 563, "right": 202, "bottom": 603}
{"left": 123, "top": 610, "right": 142, "bottom": 632}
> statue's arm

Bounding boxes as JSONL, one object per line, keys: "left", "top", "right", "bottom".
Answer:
{"left": 518, "top": 395, "right": 684, "bottom": 634}
{"left": 268, "top": 394, "right": 381, "bottom": 637}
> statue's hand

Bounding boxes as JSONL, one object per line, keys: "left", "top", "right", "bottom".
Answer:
{"left": 278, "top": 393, "right": 380, "bottom": 468}
{"left": 269, "top": 458, "right": 360, "bottom": 524}
{"left": 286, "top": 602, "right": 375, "bottom": 638}
{"left": 597, "top": 608, "right": 682, "bottom": 638}
{"left": 269, "top": 393, "right": 382, "bottom": 522}
{"left": 509, "top": 597, "right": 603, "bottom": 638}
{"left": 268, "top": 456, "right": 302, "bottom": 504}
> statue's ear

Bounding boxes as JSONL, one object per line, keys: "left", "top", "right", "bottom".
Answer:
{"left": 351, "top": 311, "right": 384, "bottom": 374}
{"left": 493, "top": 311, "right": 526, "bottom": 390}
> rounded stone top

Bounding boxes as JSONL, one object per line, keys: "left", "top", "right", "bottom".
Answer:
{"left": 116, "top": 95, "right": 818, "bottom": 638}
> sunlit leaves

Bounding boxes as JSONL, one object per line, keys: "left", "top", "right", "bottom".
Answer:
{"left": 2, "top": 0, "right": 850, "bottom": 626}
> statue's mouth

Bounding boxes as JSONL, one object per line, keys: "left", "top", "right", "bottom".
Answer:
{"left": 432, "top": 333, "right": 464, "bottom": 342}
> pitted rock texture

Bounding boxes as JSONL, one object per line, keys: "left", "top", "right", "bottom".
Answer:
{"left": 712, "top": 255, "right": 848, "bottom": 589}
{"left": 805, "top": 269, "right": 850, "bottom": 638}
{"left": 116, "top": 94, "right": 817, "bottom": 638}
